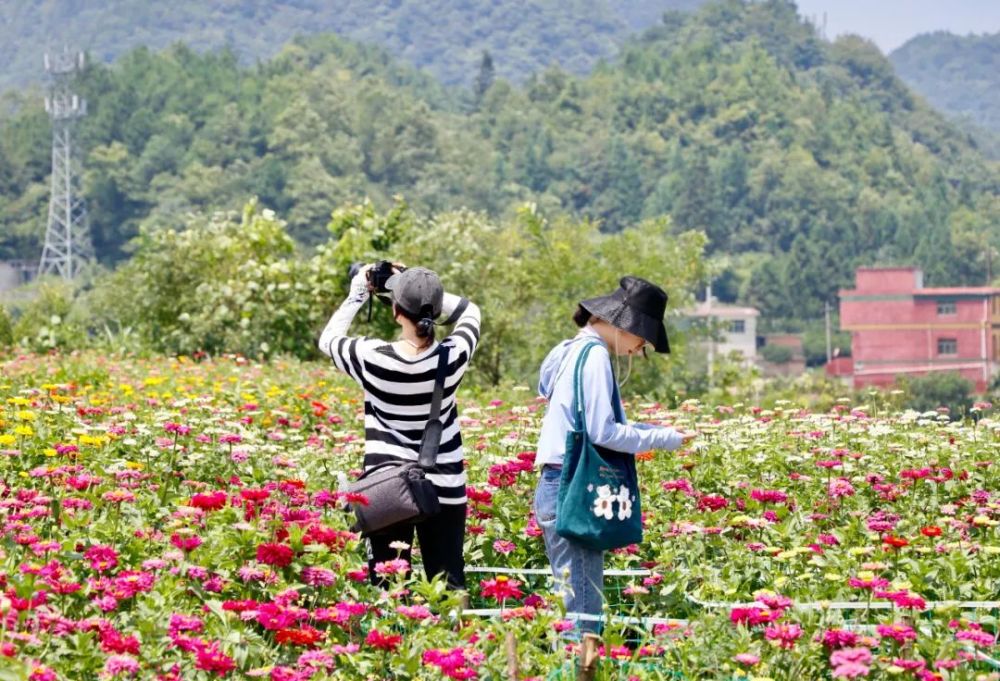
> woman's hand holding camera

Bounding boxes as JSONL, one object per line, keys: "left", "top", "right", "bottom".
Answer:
{"left": 349, "top": 264, "right": 373, "bottom": 298}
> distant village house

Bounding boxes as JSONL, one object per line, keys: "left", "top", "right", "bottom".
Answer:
{"left": 839, "top": 267, "right": 999, "bottom": 392}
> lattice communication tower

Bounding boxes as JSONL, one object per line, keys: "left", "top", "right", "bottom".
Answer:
{"left": 38, "top": 49, "right": 93, "bottom": 279}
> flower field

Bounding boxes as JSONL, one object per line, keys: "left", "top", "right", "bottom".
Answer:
{"left": 0, "top": 352, "right": 999, "bottom": 680}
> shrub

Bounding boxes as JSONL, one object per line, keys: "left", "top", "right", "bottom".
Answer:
{"left": 760, "top": 343, "right": 793, "bottom": 364}
{"left": 902, "top": 371, "right": 974, "bottom": 418}
{"left": 10, "top": 281, "right": 86, "bottom": 353}
{"left": 0, "top": 305, "right": 13, "bottom": 350}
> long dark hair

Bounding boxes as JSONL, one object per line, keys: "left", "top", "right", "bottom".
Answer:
{"left": 394, "top": 304, "right": 436, "bottom": 346}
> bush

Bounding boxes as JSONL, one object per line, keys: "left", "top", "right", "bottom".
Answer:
{"left": 760, "top": 343, "right": 793, "bottom": 364}
{"left": 88, "top": 200, "right": 320, "bottom": 359}
{"left": 902, "top": 371, "right": 974, "bottom": 417}
{"left": 0, "top": 305, "right": 13, "bottom": 350}
{"left": 10, "top": 281, "right": 86, "bottom": 353}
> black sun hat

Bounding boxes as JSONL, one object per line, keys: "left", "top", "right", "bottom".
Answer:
{"left": 580, "top": 276, "right": 671, "bottom": 353}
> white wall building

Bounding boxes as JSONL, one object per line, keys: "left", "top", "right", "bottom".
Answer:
{"left": 686, "top": 301, "right": 760, "bottom": 364}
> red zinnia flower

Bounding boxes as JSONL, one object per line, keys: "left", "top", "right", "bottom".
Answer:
{"left": 365, "top": 629, "right": 402, "bottom": 651}
{"left": 240, "top": 488, "right": 270, "bottom": 502}
{"left": 921, "top": 526, "right": 942, "bottom": 537}
{"left": 256, "top": 542, "right": 294, "bottom": 568}
{"left": 343, "top": 492, "right": 369, "bottom": 506}
{"left": 276, "top": 626, "right": 325, "bottom": 646}
{"left": 697, "top": 495, "right": 729, "bottom": 512}
{"left": 190, "top": 491, "right": 228, "bottom": 511}
{"left": 883, "top": 536, "right": 909, "bottom": 549}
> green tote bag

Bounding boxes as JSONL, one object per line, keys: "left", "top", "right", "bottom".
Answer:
{"left": 555, "top": 342, "right": 642, "bottom": 551}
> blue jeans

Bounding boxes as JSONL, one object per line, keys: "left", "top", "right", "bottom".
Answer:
{"left": 534, "top": 465, "right": 604, "bottom": 634}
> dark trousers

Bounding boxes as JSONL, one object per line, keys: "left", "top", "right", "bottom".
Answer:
{"left": 366, "top": 502, "right": 467, "bottom": 590}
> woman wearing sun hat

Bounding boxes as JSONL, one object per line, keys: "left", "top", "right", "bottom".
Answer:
{"left": 533, "top": 276, "right": 695, "bottom": 634}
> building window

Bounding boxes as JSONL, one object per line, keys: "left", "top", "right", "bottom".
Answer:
{"left": 728, "top": 319, "right": 745, "bottom": 334}
{"left": 936, "top": 301, "right": 956, "bottom": 315}
{"left": 937, "top": 338, "right": 957, "bottom": 355}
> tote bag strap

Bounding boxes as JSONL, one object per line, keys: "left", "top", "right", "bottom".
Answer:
{"left": 570, "top": 342, "right": 626, "bottom": 437}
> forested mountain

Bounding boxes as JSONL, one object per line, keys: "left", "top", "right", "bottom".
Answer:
{"left": 1, "top": 0, "right": 997, "bottom": 326}
{"left": 0, "top": 0, "right": 703, "bottom": 91}
{"left": 890, "top": 32, "right": 1000, "bottom": 158}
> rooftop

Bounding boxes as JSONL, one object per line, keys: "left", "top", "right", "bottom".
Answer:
{"left": 687, "top": 302, "right": 760, "bottom": 318}
{"left": 914, "top": 287, "right": 1000, "bottom": 296}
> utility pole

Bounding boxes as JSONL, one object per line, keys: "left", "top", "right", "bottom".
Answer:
{"left": 706, "top": 283, "right": 714, "bottom": 388}
{"left": 825, "top": 300, "right": 832, "bottom": 363}
{"left": 38, "top": 48, "right": 93, "bottom": 280}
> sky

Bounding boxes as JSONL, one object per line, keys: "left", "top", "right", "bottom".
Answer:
{"left": 792, "top": 0, "right": 1000, "bottom": 53}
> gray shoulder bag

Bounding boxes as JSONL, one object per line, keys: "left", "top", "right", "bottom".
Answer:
{"left": 347, "top": 342, "right": 450, "bottom": 535}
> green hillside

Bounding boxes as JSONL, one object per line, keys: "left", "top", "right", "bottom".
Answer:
{"left": 890, "top": 31, "right": 1000, "bottom": 158}
{"left": 0, "top": 0, "right": 702, "bottom": 91}
{"left": 1, "top": 0, "right": 997, "bottom": 326}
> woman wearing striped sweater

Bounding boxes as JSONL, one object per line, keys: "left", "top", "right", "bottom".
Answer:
{"left": 318, "top": 264, "right": 481, "bottom": 589}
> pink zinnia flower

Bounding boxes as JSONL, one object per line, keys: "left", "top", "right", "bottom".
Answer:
{"left": 492, "top": 539, "right": 516, "bottom": 555}
{"left": 480, "top": 576, "right": 523, "bottom": 601}
{"left": 831, "top": 648, "right": 872, "bottom": 666}
{"left": 168, "top": 614, "right": 204, "bottom": 638}
{"left": 750, "top": 489, "right": 788, "bottom": 504}
{"left": 755, "top": 593, "right": 792, "bottom": 611}
{"left": 828, "top": 478, "right": 855, "bottom": 499}
{"left": 956, "top": 629, "right": 996, "bottom": 647}
{"left": 396, "top": 604, "right": 433, "bottom": 621}
{"left": 849, "top": 576, "right": 890, "bottom": 591}
{"left": 170, "top": 533, "right": 202, "bottom": 552}
{"left": 103, "top": 654, "right": 140, "bottom": 677}
{"left": 832, "top": 662, "right": 870, "bottom": 678}
{"left": 765, "top": 623, "right": 802, "bottom": 649}
{"left": 84, "top": 545, "right": 119, "bottom": 572}
{"left": 822, "top": 629, "right": 858, "bottom": 649}
{"left": 876, "top": 623, "right": 917, "bottom": 644}
{"left": 301, "top": 567, "right": 336, "bottom": 587}
{"left": 373, "top": 558, "right": 409, "bottom": 576}
{"left": 194, "top": 642, "right": 235, "bottom": 676}
{"left": 730, "top": 607, "right": 778, "bottom": 627}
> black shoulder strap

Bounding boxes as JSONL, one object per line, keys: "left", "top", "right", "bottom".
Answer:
{"left": 418, "top": 342, "right": 451, "bottom": 468}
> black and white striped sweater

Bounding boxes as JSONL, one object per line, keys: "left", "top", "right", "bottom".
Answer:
{"left": 318, "top": 281, "right": 481, "bottom": 505}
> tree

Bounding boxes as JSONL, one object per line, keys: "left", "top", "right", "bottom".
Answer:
{"left": 474, "top": 51, "right": 496, "bottom": 104}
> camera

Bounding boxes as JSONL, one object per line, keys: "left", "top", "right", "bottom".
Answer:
{"left": 348, "top": 260, "right": 404, "bottom": 293}
{"left": 367, "top": 260, "right": 398, "bottom": 293}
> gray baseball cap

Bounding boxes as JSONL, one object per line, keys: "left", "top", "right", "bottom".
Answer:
{"left": 384, "top": 267, "right": 444, "bottom": 318}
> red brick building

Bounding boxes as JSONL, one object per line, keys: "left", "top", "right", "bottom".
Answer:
{"left": 839, "top": 267, "right": 1000, "bottom": 392}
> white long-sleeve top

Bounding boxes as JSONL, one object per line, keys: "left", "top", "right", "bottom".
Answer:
{"left": 535, "top": 327, "right": 684, "bottom": 468}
